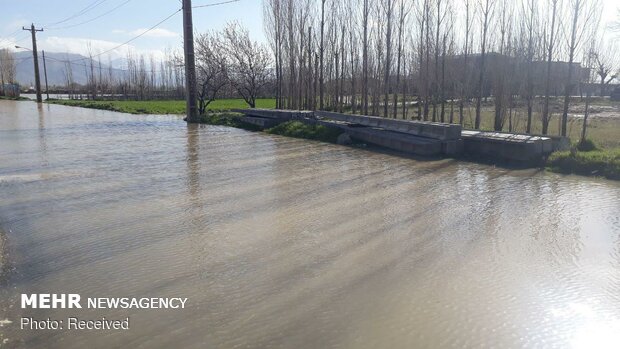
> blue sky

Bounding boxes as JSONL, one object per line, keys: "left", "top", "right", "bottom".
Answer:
{"left": 1, "top": 0, "right": 618, "bottom": 63}
{"left": 0, "top": 0, "right": 265, "bottom": 60}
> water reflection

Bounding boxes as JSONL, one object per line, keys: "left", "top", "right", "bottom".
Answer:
{"left": 0, "top": 100, "right": 619, "bottom": 348}
{"left": 37, "top": 103, "right": 48, "bottom": 167}
{"left": 185, "top": 123, "right": 201, "bottom": 206}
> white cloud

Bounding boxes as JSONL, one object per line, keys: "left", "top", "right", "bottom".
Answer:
{"left": 3, "top": 18, "right": 29, "bottom": 33}
{"left": 129, "top": 28, "right": 179, "bottom": 38}
{"left": 111, "top": 29, "right": 125, "bottom": 34}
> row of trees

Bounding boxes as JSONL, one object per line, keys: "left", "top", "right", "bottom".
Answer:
{"left": 0, "top": 48, "right": 17, "bottom": 95}
{"left": 263, "top": 0, "right": 619, "bottom": 138}
{"left": 56, "top": 23, "right": 273, "bottom": 112}
{"left": 61, "top": 48, "right": 186, "bottom": 100}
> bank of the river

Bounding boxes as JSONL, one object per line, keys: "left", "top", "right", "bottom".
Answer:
{"left": 0, "top": 96, "right": 28, "bottom": 101}
{"left": 201, "top": 112, "right": 620, "bottom": 180}
{"left": 547, "top": 148, "right": 620, "bottom": 180}
{"left": 201, "top": 113, "right": 344, "bottom": 143}
{"left": 45, "top": 98, "right": 276, "bottom": 114}
{"left": 35, "top": 99, "right": 620, "bottom": 180}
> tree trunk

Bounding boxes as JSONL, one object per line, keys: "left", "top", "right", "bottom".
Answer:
{"left": 561, "top": 0, "right": 580, "bottom": 137}
{"left": 362, "top": 0, "right": 369, "bottom": 115}
{"left": 319, "top": 0, "right": 326, "bottom": 110}
{"left": 542, "top": 0, "right": 558, "bottom": 135}
{"left": 475, "top": 0, "right": 492, "bottom": 130}
{"left": 384, "top": 0, "right": 394, "bottom": 118}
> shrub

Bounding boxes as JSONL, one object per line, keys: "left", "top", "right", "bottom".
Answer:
{"left": 199, "top": 112, "right": 261, "bottom": 131}
{"left": 266, "top": 121, "right": 343, "bottom": 143}
{"left": 547, "top": 148, "right": 620, "bottom": 180}
{"left": 576, "top": 138, "right": 597, "bottom": 152}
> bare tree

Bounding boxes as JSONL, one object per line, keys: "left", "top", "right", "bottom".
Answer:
{"left": 580, "top": 40, "right": 597, "bottom": 144}
{"left": 560, "top": 0, "right": 599, "bottom": 136}
{"left": 433, "top": 0, "right": 449, "bottom": 122}
{"left": 458, "top": 0, "right": 473, "bottom": 125}
{"left": 522, "top": 0, "right": 538, "bottom": 133}
{"left": 362, "top": 0, "right": 370, "bottom": 115}
{"left": 195, "top": 31, "right": 228, "bottom": 114}
{"left": 475, "top": 0, "right": 495, "bottom": 129}
{"left": 492, "top": 0, "right": 512, "bottom": 131}
{"left": 63, "top": 58, "right": 75, "bottom": 98}
{"left": 392, "top": 0, "right": 410, "bottom": 119}
{"left": 383, "top": 0, "right": 395, "bottom": 118}
{"left": 264, "top": 0, "right": 285, "bottom": 108}
{"left": 348, "top": 0, "right": 359, "bottom": 114}
{"left": 423, "top": 0, "right": 432, "bottom": 120}
{"left": 222, "top": 22, "right": 272, "bottom": 108}
{"left": 0, "top": 49, "right": 17, "bottom": 90}
{"left": 593, "top": 39, "right": 619, "bottom": 96}
{"left": 541, "top": 0, "right": 559, "bottom": 135}
{"left": 415, "top": 0, "right": 428, "bottom": 120}
{"left": 319, "top": 0, "right": 326, "bottom": 109}
{"left": 86, "top": 43, "right": 97, "bottom": 99}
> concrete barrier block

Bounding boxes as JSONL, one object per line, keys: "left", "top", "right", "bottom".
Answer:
{"left": 442, "top": 139, "right": 463, "bottom": 156}
{"left": 315, "top": 111, "right": 461, "bottom": 141}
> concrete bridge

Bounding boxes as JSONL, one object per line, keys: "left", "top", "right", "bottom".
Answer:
{"left": 231, "top": 108, "right": 567, "bottom": 164}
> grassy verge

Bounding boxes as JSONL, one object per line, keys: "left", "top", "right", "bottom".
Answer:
{"left": 0, "top": 96, "right": 29, "bottom": 101}
{"left": 199, "top": 115, "right": 343, "bottom": 143}
{"left": 547, "top": 147, "right": 620, "bottom": 180}
{"left": 266, "top": 121, "right": 343, "bottom": 143}
{"left": 46, "top": 98, "right": 276, "bottom": 114}
{"left": 199, "top": 112, "right": 262, "bottom": 131}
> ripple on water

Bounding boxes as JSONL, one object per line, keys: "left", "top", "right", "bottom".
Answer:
{"left": 0, "top": 100, "right": 619, "bottom": 348}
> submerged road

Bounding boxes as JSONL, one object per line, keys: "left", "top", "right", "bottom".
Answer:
{"left": 0, "top": 100, "right": 619, "bottom": 348}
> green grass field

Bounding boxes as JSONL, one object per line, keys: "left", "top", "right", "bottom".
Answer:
{"left": 46, "top": 98, "right": 276, "bottom": 114}
{"left": 547, "top": 148, "right": 620, "bottom": 180}
{"left": 461, "top": 108, "right": 620, "bottom": 150}
{"left": 393, "top": 100, "right": 620, "bottom": 150}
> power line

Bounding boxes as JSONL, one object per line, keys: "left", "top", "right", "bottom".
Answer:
{"left": 1, "top": 0, "right": 108, "bottom": 42}
{"left": 70, "top": 8, "right": 182, "bottom": 63}
{"left": 0, "top": 32, "right": 30, "bottom": 46}
{"left": 44, "top": 0, "right": 110, "bottom": 27}
{"left": 0, "top": 28, "right": 24, "bottom": 44}
{"left": 192, "top": 0, "right": 240, "bottom": 9}
{"left": 46, "top": 0, "right": 135, "bottom": 30}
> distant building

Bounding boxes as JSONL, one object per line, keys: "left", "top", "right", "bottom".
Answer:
{"left": 439, "top": 52, "right": 589, "bottom": 98}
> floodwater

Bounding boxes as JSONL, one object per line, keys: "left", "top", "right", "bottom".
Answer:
{"left": 0, "top": 100, "right": 619, "bottom": 348}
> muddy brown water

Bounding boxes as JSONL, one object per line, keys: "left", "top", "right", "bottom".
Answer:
{"left": 0, "top": 100, "right": 619, "bottom": 348}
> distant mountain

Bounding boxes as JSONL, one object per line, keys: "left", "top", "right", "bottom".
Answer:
{"left": 15, "top": 51, "right": 115, "bottom": 87}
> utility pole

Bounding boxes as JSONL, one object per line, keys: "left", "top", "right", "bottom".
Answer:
{"left": 182, "top": 0, "right": 198, "bottom": 123}
{"left": 23, "top": 24, "right": 43, "bottom": 103}
{"left": 42, "top": 50, "right": 49, "bottom": 100}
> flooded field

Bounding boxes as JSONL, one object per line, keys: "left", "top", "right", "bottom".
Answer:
{"left": 0, "top": 100, "right": 619, "bottom": 348}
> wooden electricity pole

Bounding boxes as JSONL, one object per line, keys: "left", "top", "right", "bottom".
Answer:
{"left": 23, "top": 24, "right": 43, "bottom": 103}
{"left": 42, "top": 50, "right": 49, "bottom": 100}
{"left": 182, "top": 0, "right": 199, "bottom": 123}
